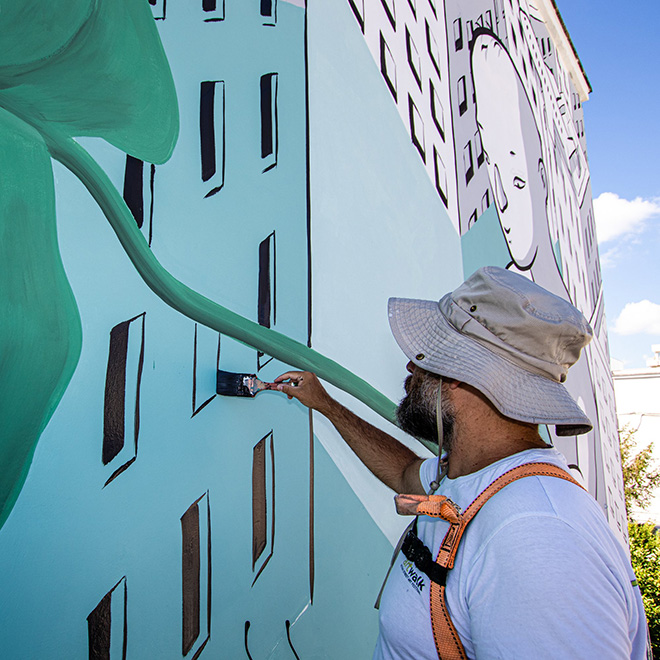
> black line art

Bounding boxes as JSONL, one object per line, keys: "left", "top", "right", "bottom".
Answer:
{"left": 181, "top": 492, "right": 212, "bottom": 659}
{"left": 87, "top": 577, "right": 127, "bottom": 660}
{"left": 102, "top": 313, "right": 145, "bottom": 487}
{"left": 192, "top": 324, "right": 221, "bottom": 417}
{"left": 252, "top": 432, "right": 275, "bottom": 586}
{"left": 260, "top": 73, "right": 279, "bottom": 173}
{"left": 200, "top": 81, "right": 226, "bottom": 198}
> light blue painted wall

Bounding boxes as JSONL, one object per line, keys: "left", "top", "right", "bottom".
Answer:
{"left": 0, "top": 2, "right": 397, "bottom": 658}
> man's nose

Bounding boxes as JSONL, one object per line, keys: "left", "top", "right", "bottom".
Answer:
{"left": 406, "top": 361, "right": 416, "bottom": 374}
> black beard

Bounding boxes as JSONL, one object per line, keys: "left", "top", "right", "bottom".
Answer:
{"left": 396, "top": 374, "right": 456, "bottom": 452}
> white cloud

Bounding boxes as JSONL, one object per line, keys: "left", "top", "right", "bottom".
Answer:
{"left": 613, "top": 300, "right": 660, "bottom": 335}
{"left": 598, "top": 246, "right": 618, "bottom": 270}
{"left": 593, "top": 192, "right": 660, "bottom": 243}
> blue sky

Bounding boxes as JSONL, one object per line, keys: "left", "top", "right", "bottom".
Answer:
{"left": 558, "top": 0, "right": 660, "bottom": 368}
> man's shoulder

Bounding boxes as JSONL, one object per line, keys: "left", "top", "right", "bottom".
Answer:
{"left": 448, "top": 450, "right": 607, "bottom": 545}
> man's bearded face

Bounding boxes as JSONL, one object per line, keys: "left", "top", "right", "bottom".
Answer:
{"left": 396, "top": 369, "right": 456, "bottom": 452}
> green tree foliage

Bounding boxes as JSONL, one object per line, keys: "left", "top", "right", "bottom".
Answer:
{"left": 620, "top": 427, "right": 660, "bottom": 658}
{"left": 629, "top": 522, "right": 660, "bottom": 658}
{"left": 620, "top": 426, "right": 660, "bottom": 513}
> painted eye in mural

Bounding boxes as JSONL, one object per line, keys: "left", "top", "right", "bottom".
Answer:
{"left": 513, "top": 176, "right": 526, "bottom": 189}
{"left": 493, "top": 165, "right": 508, "bottom": 213}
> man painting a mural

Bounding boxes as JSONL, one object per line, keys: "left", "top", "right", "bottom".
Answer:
{"left": 0, "top": 0, "right": 642, "bottom": 656}
{"left": 275, "top": 266, "right": 648, "bottom": 659}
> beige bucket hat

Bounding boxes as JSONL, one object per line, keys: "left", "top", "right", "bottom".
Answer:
{"left": 388, "top": 266, "right": 593, "bottom": 436}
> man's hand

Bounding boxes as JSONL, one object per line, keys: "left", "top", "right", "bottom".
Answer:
{"left": 274, "top": 371, "right": 335, "bottom": 415}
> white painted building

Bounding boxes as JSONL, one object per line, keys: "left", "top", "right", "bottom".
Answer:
{"left": 613, "top": 347, "right": 660, "bottom": 525}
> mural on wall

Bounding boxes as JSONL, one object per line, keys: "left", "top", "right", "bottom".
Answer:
{"left": 469, "top": 28, "right": 602, "bottom": 504}
{"left": 0, "top": 0, "right": 626, "bottom": 658}
{"left": 343, "top": 0, "right": 625, "bottom": 536}
{"left": 0, "top": 0, "right": 410, "bottom": 532}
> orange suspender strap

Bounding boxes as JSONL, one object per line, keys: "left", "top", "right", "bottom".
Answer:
{"left": 422, "top": 462, "right": 585, "bottom": 660}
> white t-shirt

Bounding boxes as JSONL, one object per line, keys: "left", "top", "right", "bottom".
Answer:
{"left": 373, "top": 448, "right": 648, "bottom": 660}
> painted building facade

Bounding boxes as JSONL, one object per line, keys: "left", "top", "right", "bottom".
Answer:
{"left": 613, "top": 348, "right": 660, "bottom": 526}
{"left": 0, "top": 0, "right": 625, "bottom": 657}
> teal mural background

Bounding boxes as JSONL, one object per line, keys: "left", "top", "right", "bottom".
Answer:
{"left": 0, "top": 0, "right": 625, "bottom": 657}
{"left": 0, "top": 1, "right": 415, "bottom": 657}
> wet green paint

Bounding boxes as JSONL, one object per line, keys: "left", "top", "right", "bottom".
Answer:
{"left": 0, "top": 109, "right": 82, "bottom": 528}
{"left": 0, "top": 0, "right": 427, "bottom": 530}
{"left": 0, "top": 0, "right": 179, "bottom": 529}
{"left": 52, "top": 133, "right": 401, "bottom": 431}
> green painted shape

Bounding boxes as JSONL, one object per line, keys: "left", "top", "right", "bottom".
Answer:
{"left": 460, "top": 205, "right": 511, "bottom": 279}
{"left": 539, "top": 424, "right": 551, "bottom": 445}
{"left": 0, "top": 0, "right": 178, "bottom": 163}
{"left": 553, "top": 239, "right": 563, "bottom": 277}
{"left": 0, "top": 0, "right": 425, "bottom": 532}
{"left": 0, "top": 108, "right": 82, "bottom": 529}
{"left": 50, "top": 132, "right": 407, "bottom": 440}
{"left": 0, "top": 0, "right": 93, "bottom": 68}
{"left": 0, "top": 0, "right": 177, "bottom": 529}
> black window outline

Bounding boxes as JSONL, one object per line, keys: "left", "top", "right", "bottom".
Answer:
{"left": 102, "top": 313, "right": 146, "bottom": 488}
{"left": 466, "top": 20, "right": 474, "bottom": 47}
{"left": 481, "top": 188, "right": 490, "bottom": 214}
{"left": 200, "top": 80, "right": 226, "bottom": 198}
{"left": 252, "top": 431, "right": 275, "bottom": 586}
{"left": 261, "top": 0, "right": 277, "bottom": 26}
{"left": 191, "top": 325, "right": 221, "bottom": 418}
{"left": 347, "top": 0, "right": 365, "bottom": 32}
{"left": 425, "top": 20, "right": 442, "bottom": 80}
{"left": 430, "top": 81, "right": 445, "bottom": 141}
{"left": 123, "top": 156, "right": 156, "bottom": 247}
{"left": 457, "top": 76, "right": 468, "bottom": 115}
{"left": 149, "top": 0, "right": 166, "bottom": 21}
{"left": 380, "top": 0, "right": 396, "bottom": 30}
{"left": 485, "top": 9, "right": 493, "bottom": 29}
{"left": 407, "top": 0, "right": 417, "bottom": 19}
{"left": 408, "top": 95, "right": 426, "bottom": 163}
{"left": 257, "top": 231, "right": 277, "bottom": 371}
{"left": 87, "top": 577, "right": 128, "bottom": 660}
{"left": 202, "top": 0, "right": 225, "bottom": 22}
{"left": 463, "top": 140, "right": 474, "bottom": 184}
{"left": 468, "top": 209, "right": 478, "bottom": 230}
{"left": 427, "top": 0, "right": 437, "bottom": 18}
{"left": 453, "top": 18, "right": 463, "bottom": 51}
{"left": 181, "top": 492, "right": 212, "bottom": 659}
{"left": 433, "top": 146, "right": 448, "bottom": 208}
{"left": 380, "top": 33, "right": 398, "bottom": 102}
{"left": 260, "top": 73, "right": 279, "bottom": 173}
{"left": 475, "top": 129, "right": 484, "bottom": 167}
{"left": 405, "top": 27, "right": 422, "bottom": 91}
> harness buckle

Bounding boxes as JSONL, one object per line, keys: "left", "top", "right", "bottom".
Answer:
{"left": 401, "top": 528, "right": 448, "bottom": 586}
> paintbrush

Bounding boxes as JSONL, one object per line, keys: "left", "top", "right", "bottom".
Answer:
{"left": 216, "top": 370, "right": 278, "bottom": 397}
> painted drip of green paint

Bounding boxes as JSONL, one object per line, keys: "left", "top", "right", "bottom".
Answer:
{"left": 0, "top": 0, "right": 434, "bottom": 532}
{"left": 0, "top": 110, "right": 83, "bottom": 529}
{"left": 49, "top": 131, "right": 409, "bottom": 439}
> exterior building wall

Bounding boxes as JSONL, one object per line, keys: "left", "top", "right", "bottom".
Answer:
{"left": 613, "top": 356, "right": 660, "bottom": 526}
{"left": 0, "top": 0, "right": 627, "bottom": 657}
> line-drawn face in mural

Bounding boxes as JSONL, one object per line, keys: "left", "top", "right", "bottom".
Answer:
{"left": 471, "top": 30, "right": 547, "bottom": 271}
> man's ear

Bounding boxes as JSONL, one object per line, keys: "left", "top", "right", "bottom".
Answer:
{"left": 447, "top": 380, "right": 462, "bottom": 390}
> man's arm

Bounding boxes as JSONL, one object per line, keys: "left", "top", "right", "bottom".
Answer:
{"left": 274, "top": 371, "right": 425, "bottom": 495}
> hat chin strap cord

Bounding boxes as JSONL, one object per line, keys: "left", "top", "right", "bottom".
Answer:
{"left": 375, "top": 379, "right": 447, "bottom": 609}
{"left": 430, "top": 378, "right": 447, "bottom": 494}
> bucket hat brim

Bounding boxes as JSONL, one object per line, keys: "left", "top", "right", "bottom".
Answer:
{"left": 388, "top": 296, "right": 592, "bottom": 436}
